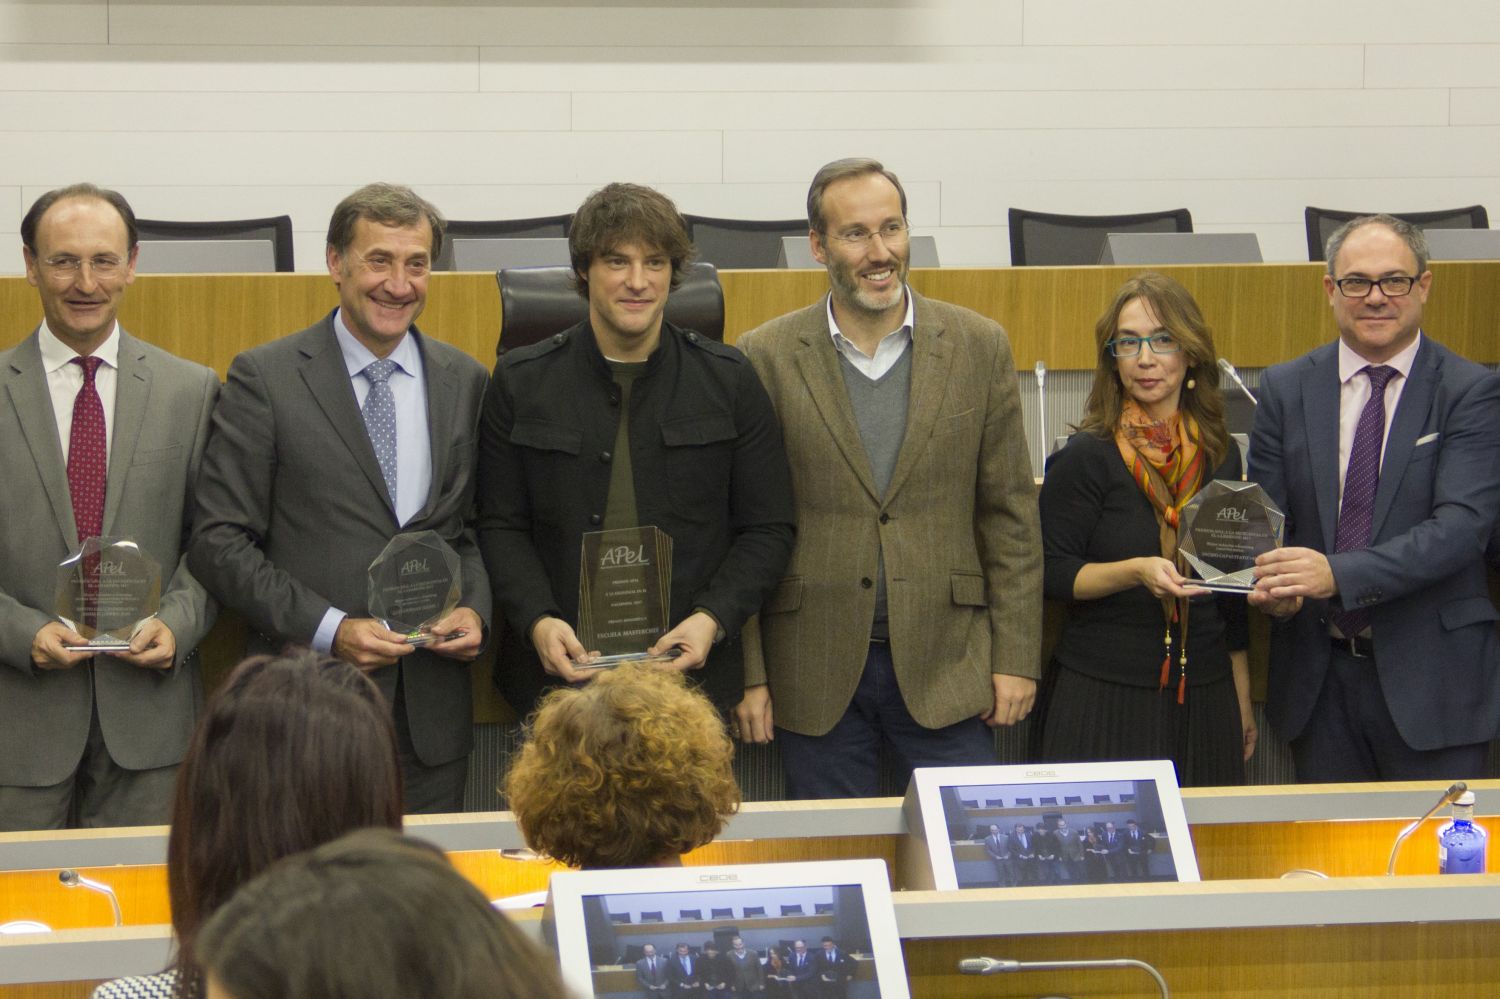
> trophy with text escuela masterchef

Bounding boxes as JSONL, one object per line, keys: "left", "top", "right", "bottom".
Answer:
{"left": 1178, "top": 480, "right": 1285, "bottom": 592}
{"left": 56, "top": 537, "right": 162, "bottom": 652}
{"left": 367, "top": 531, "right": 463, "bottom": 645}
{"left": 577, "top": 526, "right": 678, "bottom": 667}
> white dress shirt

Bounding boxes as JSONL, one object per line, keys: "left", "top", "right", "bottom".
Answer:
{"left": 39, "top": 320, "right": 120, "bottom": 465}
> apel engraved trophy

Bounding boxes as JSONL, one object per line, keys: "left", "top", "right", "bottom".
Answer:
{"left": 1178, "top": 480, "right": 1286, "bottom": 592}
{"left": 367, "top": 531, "right": 463, "bottom": 646}
{"left": 56, "top": 537, "right": 162, "bottom": 652}
{"left": 577, "top": 526, "right": 678, "bottom": 667}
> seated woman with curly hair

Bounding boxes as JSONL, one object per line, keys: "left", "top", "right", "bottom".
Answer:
{"left": 505, "top": 662, "right": 740, "bottom": 868}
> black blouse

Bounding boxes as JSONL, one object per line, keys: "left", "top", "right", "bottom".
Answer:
{"left": 1040, "top": 430, "right": 1249, "bottom": 687}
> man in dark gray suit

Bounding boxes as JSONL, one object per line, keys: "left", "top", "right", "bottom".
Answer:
{"left": 1250, "top": 214, "right": 1500, "bottom": 781}
{"left": 0, "top": 184, "right": 217, "bottom": 830}
{"left": 190, "top": 183, "right": 490, "bottom": 813}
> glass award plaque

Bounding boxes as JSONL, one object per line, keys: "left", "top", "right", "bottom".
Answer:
{"left": 56, "top": 537, "right": 162, "bottom": 652}
{"left": 577, "top": 526, "right": 676, "bottom": 666}
{"left": 1178, "top": 479, "right": 1286, "bottom": 592}
{"left": 367, "top": 531, "right": 462, "bottom": 646}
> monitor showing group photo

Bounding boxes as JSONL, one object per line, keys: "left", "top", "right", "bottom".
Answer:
{"left": 902, "top": 760, "right": 1200, "bottom": 891}
{"left": 543, "top": 859, "right": 909, "bottom": 999}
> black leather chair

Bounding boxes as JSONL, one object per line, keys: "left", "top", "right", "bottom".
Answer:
{"left": 640, "top": 910, "right": 664, "bottom": 923}
{"left": 685, "top": 215, "right": 808, "bottom": 269}
{"left": 779, "top": 904, "right": 804, "bottom": 916}
{"left": 433, "top": 214, "right": 572, "bottom": 271}
{"left": 1008, "top": 207, "right": 1193, "bottom": 266}
{"left": 135, "top": 215, "right": 294, "bottom": 272}
{"left": 494, "top": 261, "right": 725, "bottom": 356}
{"left": 679, "top": 909, "right": 703, "bottom": 921}
{"left": 1303, "top": 205, "right": 1489, "bottom": 261}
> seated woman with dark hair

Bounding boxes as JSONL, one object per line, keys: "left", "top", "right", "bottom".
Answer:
{"left": 505, "top": 661, "right": 740, "bottom": 869}
{"left": 93, "top": 652, "right": 404, "bottom": 999}
{"left": 195, "top": 828, "right": 568, "bottom": 999}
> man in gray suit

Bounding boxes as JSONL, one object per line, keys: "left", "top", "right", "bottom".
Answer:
{"left": 190, "top": 183, "right": 489, "bottom": 813}
{"left": 0, "top": 184, "right": 217, "bottom": 830}
{"left": 735, "top": 158, "right": 1042, "bottom": 798}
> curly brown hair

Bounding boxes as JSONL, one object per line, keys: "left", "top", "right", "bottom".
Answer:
{"left": 505, "top": 663, "right": 740, "bottom": 868}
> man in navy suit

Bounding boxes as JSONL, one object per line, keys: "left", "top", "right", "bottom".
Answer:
{"left": 1249, "top": 214, "right": 1500, "bottom": 781}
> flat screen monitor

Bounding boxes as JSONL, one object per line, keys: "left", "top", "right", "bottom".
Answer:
{"left": 454, "top": 236, "right": 571, "bottom": 270}
{"left": 902, "top": 760, "right": 1199, "bottom": 891}
{"left": 134, "top": 239, "right": 277, "bottom": 274}
{"left": 1423, "top": 228, "right": 1500, "bottom": 260}
{"left": 1098, "top": 232, "right": 1263, "bottom": 265}
{"left": 544, "top": 859, "right": 909, "bottom": 999}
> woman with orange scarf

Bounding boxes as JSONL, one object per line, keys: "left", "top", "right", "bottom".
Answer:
{"left": 1035, "top": 273, "right": 1255, "bottom": 786}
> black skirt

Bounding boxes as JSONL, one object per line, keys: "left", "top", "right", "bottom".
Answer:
{"left": 1034, "top": 659, "right": 1246, "bottom": 787}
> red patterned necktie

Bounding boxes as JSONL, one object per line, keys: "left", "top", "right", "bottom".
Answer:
{"left": 1330, "top": 364, "right": 1398, "bottom": 638}
{"left": 67, "top": 355, "right": 107, "bottom": 543}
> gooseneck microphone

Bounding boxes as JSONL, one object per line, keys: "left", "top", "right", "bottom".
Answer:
{"left": 960, "top": 955, "right": 1169, "bottom": 997}
{"left": 1386, "top": 782, "right": 1468, "bottom": 876}
{"left": 58, "top": 869, "right": 122, "bottom": 927}
{"left": 1033, "top": 360, "right": 1048, "bottom": 474}
{"left": 1217, "top": 357, "right": 1258, "bottom": 406}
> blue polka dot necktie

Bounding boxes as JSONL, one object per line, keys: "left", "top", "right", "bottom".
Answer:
{"left": 1331, "top": 364, "right": 1397, "bottom": 638}
{"left": 362, "top": 358, "right": 398, "bottom": 505}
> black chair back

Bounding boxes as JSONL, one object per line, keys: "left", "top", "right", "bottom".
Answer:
{"left": 1008, "top": 207, "right": 1193, "bottom": 266}
{"left": 495, "top": 262, "right": 725, "bottom": 357}
{"left": 136, "top": 215, "right": 294, "bottom": 272}
{"left": 1303, "top": 205, "right": 1489, "bottom": 261}
{"left": 434, "top": 214, "right": 572, "bottom": 271}
{"left": 686, "top": 215, "right": 808, "bottom": 269}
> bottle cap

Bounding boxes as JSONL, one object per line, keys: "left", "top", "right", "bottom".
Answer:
{"left": 1456, "top": 791, "right": 1476, "bottom": 806}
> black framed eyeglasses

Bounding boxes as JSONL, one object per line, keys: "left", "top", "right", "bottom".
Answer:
{"left": 1105, "top": 332, "right": 1181, "bottom": 358}
{"left": 1334, "top": 275, "right": 1416, "bottom": 298}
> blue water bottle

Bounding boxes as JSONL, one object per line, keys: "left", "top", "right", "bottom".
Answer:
{"left": 1437, "top": 790, "right": 1487, "bottom": 874}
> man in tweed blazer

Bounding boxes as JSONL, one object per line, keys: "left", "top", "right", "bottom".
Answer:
{"left": 734, "top": 158, "right": 1042, "bottom": 798}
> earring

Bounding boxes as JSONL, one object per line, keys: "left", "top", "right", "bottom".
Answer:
{"left": 1185, "top": 376, "right": 1196, "bottom": 390}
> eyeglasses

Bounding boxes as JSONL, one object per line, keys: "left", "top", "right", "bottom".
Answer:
{"left": 1333, "top": 275, "right": 1416, "bottom": 298}
{"left": 41, "top": 254, "right": 126, "bottom": 277}
{"left": 1105, "top": 332, "right": 1181, "bottom": 358}
{"left": 824, "top": 221, "right": 911, "bottom": 248}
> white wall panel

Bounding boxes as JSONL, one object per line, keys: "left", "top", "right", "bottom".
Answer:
{"left": 573, "top": 88, "right": 1447, "bottom": 132}
{"left": 1, "top": 5, "right": 1493, "bottom": 274}
{"left": 1366, "top": 45, "right": 1500, "bottom": 89}
{"left": 725, "top": 126, "right": 1500, "bottom": 184}
{"left": 0, "top": 187, "right": 20, "bottom": 237}
{"left": 480, "top": 44, "right": 1364, "bottom": 93}
{"left": 0, "top": 2, "right": 107, "bottom": 44}
{"left": 110, "top": 2, "right": 1021, "bottom": 48}
{"left": 1023, "top": 1, "right": 1500, "bottom": 46}
{"left": 1449, "top": 88, "right": 1500, "bottom": 125}
{"left": 0, "top": 43, "right": 480, "bottom": 92}
{"left": 0, "top": 130, "right": 722, "bottom": 187}
{"left": 0, "top": 92, "right": 567, "bottom": 133}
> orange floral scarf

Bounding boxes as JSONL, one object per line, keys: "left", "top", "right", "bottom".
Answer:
{"left": 1114, "top": 400, "right": 1206, "bottom": 702}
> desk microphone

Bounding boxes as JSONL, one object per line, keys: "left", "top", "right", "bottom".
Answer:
{"left": 1386, "top": 782, "right": 1468, "bottom": 876}
{"left": 960, "top": 955, "right": 1169, "bottom": 997}
{"left": 1217, "top": 357, "right": 1257, "bottom": 406}
{"left": 1034, "top": 360, "right": 1048, "bottom": 475}
{"left": 58, "top": 869, "right": 122, "bottom": 927}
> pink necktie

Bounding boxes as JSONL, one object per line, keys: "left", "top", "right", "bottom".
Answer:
{"left": 68, "top": 356, "right": 107, "bottom": 543}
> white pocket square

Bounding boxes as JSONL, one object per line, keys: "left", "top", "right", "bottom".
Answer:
{"left": 1415, "top": 432, "right": 1440, "bottom": 446}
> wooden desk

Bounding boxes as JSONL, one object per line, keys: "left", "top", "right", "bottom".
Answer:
{"left": 3, "top": 262, "right": 1498, "bottom": 373}
{"left": 5, "top": 783, "right": 1499, "bottom": 996}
